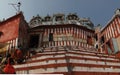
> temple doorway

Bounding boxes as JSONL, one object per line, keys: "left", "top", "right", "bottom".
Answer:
{"left": 29, "top": 35, "right": 39, "bottom": 48}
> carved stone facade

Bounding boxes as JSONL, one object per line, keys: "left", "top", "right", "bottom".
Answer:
{"left": 29, "top": 13, "right": 94, "bottom": 30}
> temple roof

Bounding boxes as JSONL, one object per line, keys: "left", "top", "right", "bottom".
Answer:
{"left": 29, "top": 13, "right": 94, "bottom": 30}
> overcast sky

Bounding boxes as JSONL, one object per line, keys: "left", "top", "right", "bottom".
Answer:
{"left": 0, "top": 0, "right": 120, "bottom": 26}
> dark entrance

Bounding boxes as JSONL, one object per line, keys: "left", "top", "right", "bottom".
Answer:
{"left": 49, "top": 33, "right": 53, "bottom": 41}
{"left": 101, "top": 36, "right": 105, "bottom": 44}
{"left": 29, "top": 35, "right": 39, "bottom": 48}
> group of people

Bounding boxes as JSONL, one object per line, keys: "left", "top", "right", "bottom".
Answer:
{"left": 0, "top": 49, "right": 24, "bottom": 74}
{"left": 0, "top": 47, "right": 37, "bottom": 74}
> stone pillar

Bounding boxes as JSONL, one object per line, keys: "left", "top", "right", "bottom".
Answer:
{"left": 38, "top": 33, "right": 43, "bottom": 48}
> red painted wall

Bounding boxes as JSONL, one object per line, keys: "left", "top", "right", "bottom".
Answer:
{"left": 0, "top": 14, "right": 21, "bottom": 42}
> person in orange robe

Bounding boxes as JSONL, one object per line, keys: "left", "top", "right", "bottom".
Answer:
{"left": 3, "top": 58, "right": 16, "bottom": 74}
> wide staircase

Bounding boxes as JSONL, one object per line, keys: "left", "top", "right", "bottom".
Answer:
{"left": 13, "top": 46, "right": 120, "bottom": 75}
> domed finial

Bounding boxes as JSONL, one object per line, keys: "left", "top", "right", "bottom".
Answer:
{"left": 115, "top": 8, "right": 120, "bottom": 15}
{"left": 37, "top": 14, "right": 40, "bottom": 17}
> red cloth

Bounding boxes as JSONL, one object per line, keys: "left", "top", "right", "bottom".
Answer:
{"left": 3, "top": 59, "right": 15, "bottom": 74}
{"left": 3, "top": 64, "right": 15, "bottom": 74}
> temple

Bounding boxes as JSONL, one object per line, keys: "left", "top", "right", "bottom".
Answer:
{"left": 0, "top": 9, "right": 120, "bottom": 75}
{"left": 28, "top": 13, "right": 94, "bottom": 48}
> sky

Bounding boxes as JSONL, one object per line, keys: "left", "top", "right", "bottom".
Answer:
{"left": 0, "top": 0, "right": 120, "bottom": 26}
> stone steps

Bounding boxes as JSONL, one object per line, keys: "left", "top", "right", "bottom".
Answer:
{"left": 13, "top": 46, "right": 120, "bottom": 74}
{"left": 14, "top": 63, "right": 120, "bottom": 74}
{"left": 30, "top": 51, "right": 119, "bottom": 62}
